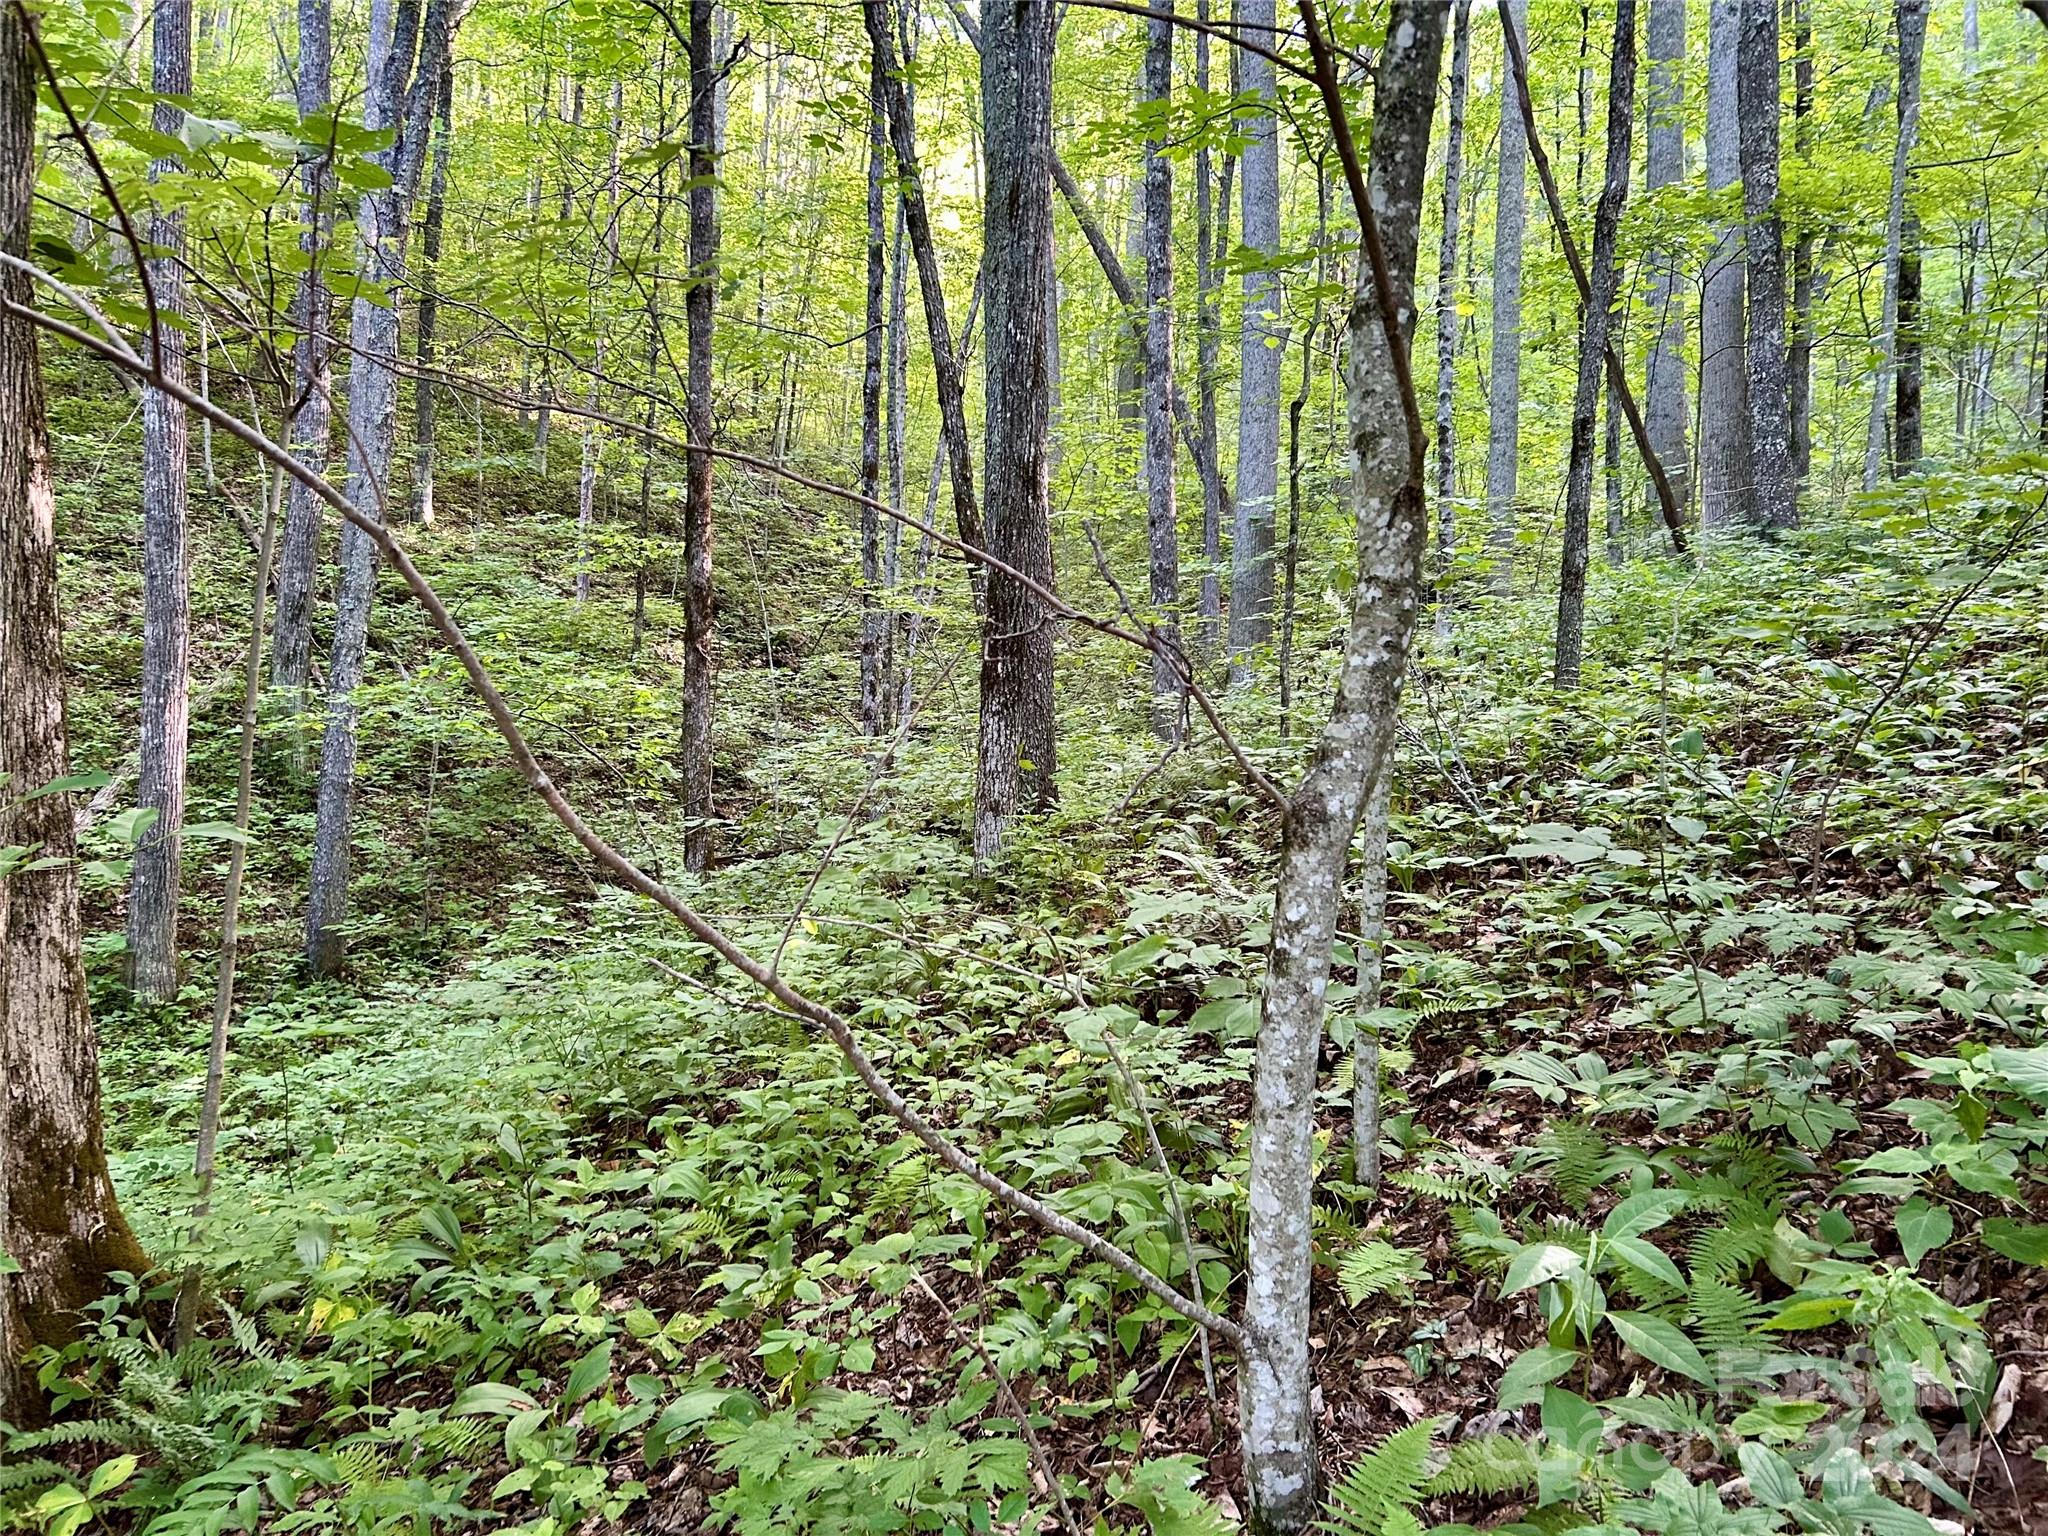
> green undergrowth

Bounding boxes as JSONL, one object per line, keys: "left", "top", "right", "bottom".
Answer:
{"left": 8, "top": 434, "right": 2048, "bottom": 1534}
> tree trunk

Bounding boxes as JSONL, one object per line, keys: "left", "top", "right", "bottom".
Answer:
{"left": 1788, "top": 0, "right": 1814, "bottom": 492}
{"left": 268, "top": 0, "right": 335, "bottom": 719}
{"left": 412, "top": 61, "right": 453, "bottom": 526}
{"left": 1961, "top": 0, "right": 1992, "bottom": 441}
{"left": 2, "top": 6, "right": 150, "bottom": 1408}
{"left": 305, "top": 0, "right": 458, "bottom": 975}
{"left": 865, "top": 0, "right": 985, "bottom": 580}
{"left": 681, "top": 0, "right": 719, "bottom": 871}
{"left": 1737, "top": 0, "right": 1796, "bottom": 529}
{"left": 1556, "top": 0, "right": 1635, "bottom": 690}
{"left": 1699, "top": 0, "right": 1751, "bottom": 530}
{"left": 972, "top": 0, "right": 1059, "bottom": 864}
{"left": 1896, "top": 204, "right": 1923, "bottom": 470}
{"left": 1140, "top": 0, "right": 1180, "bottom": 737}
{"left": 1241, "top": 6, "right": 1444, "bottom": 1528}
{"left": 1432, "top": 0, "right": 1471, "bottom": 618}
{"left": 860, "top": 46, "right": 889, "bottom": 736}
{"left": 128, "top": 0, "right": 195, "bottom": 1003}
{"left": 1231, "top": 0, "right": 1282, "bottom": 679}
{"left": 1644, "top": 0, "right": 1690, "bottom": 516}
{"left": 1485, "top": 0, "right": 1528, "bottom": 592}
{"left": 1193, "top": 0, "right": 1222, "bottom": 651}
{"left": 1605, "top": 383, "right": 1626, "bottom": 565}
{"left": 1863, "top": 0, "right": 1926, "bottom": 490}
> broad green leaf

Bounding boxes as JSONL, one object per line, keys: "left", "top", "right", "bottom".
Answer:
{"left": 1893, "top": 1199, "right": 1952, "bottom": 1269}
{"left": 1606, "top": 1310, "right": 1712, "bottom": 1384}
{"left": 1737, "top": 1441, "right": 1803, "bottom": 1507}
{"left": 1980, "top": 1218, "right": 2048, "bottom": 1266}
{"left": 452, "top": 1382, "right": 542, "bottom": 1416}
{"left": 1497, "top": 1343, "right": 1579, "bottom": 1408}
{"left": 1761, "top": 1295, "right": 1854, "bottom": 1331}
{"left": 1604, "top": 1235, "right": 1686, "bottom": 1293}
{"left": 1602, "top": 1189, "right": 1690, "bottom": 1242}
{"left": 1539, "top": 1386, "right": 1603, "bottom": 1457}
{"left": 564, "top": 1339, "right": 612, "bottom": 1403}
{"left": 1502, "top": 1242, "right": 1584, "bottom": 1295}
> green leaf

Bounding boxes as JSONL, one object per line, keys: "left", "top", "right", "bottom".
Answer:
{"left": 1894, "top": 1199, "right": 1953, "bottom": 1270}
{"left": 1606, "top": 1310, "right": 1713, "bottom": 1384}
{"left": 0, "top": 1249, "right": 20, "bottom": 1275}
{"left": 1761, "top": 1295, "right": 1854, "bottom": 1331}
{"left": 1497, "top": 1344, "right": 1579, "bottom": 1409}
{"left": 104, "top": 805, "right": 160, "bottom": 845}
{"left": 1737, "top": 1441, "right": 1803, "bottom": 1507}
{"left": 1980, "top": 1218, "right": 2048, "bottom": 1266}
{"left": 1502, "top": 1242, "right": 1585, "bottom": 1295}
{"left": 842, "top": 1338, "right": 876, "bottom": 1373}
{"left": 21, "top": 769, "right": 111, "bottom": 800}
{"left": 1602, "top": 1190, "right": 1690, "bottom": 1242}
{"left": 86, "top": 1454, "right": 138, "bottom": 1497}
{"left": 1604, "top": 1235, "right": 1687, "bottom": 1293}
{"left": 182, "top": 820, "right": 253, "bottom": 844}
{"left": 1539, "top": 1386, "right": 1603, "bottom": 1457}
{"left": 564, "top": 1339, "right": 613, "bottom": 1403}
{"left": 452, "top": 1382, "right": 543, "bottom": 1416}
{"left": 1105, "top": 934, "right": 1171, "bottom": 975}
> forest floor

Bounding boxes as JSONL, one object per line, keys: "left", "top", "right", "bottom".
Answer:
{"left": 9, "top": 373, "right": 2048, "bottom": 1535}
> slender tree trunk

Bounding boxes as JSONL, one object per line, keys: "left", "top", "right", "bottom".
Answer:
{"left": 1231, "top": 0, "right": 1282, "bottom": 679}
{"left": 305, "top": 0, "right": 457, "bottom": 975}
{"left": 1242, "top": 10, "right": 1445, "bottom": 1526}
{"left": 1556, "top": 0, "right": 1635, "bottom": 689}
{"left": 865, "top": 0, "right": 985, "bottom": 580}
{"left": 575, "top": 79, "right": 621, "bottom": 603}
{"left": 1432, "top": 0, "right": 1471, "bottom": 624}
{"left": 412, "top": 61, "right": 453, "bottom": 526}
{"left": 1140, "top": 1, "right": 1180, "bottom": 737}
{"left": 2, "top": 7, "right": 150, "bottom": 1408}
{"left": 1700, "top": 0, "right": 1751, "bottom": 530}
{"left": 633, "top": 50, "right": 673, "bottom": 658}
{"left": 1737, "top": 0, "right": 1796, "bottom": 528}
{"left": 681, "top": 0, "right": 719, "bottom": 871}
{"left": 128, "top": 0, "right": 195, "bottom": 1002}
{"left": 1193, "top": 0, "right": 1221, "bottom": 651}
{"left": 886, "top": 175, "right": 909, "bottom": 693}
{"left": 1349, "top": 765, "right": 1390, "bottom": 1187}
{"left": 1644, "top": 0, "right": 1690, "bottom": 515}
{"left": 973, "top": 0, "right": 1059, "bottom": 863}
{"left": 1605, "top": 384, "right": 1626, "bottom": 564}
{"left": 1962, "top": 0, "right": 1991, "bottom": 441}
{"left": 1280, "top": 168, "right": 1328, "bottom": 740}
{"left": 1789, "top": 0, "right": 1815, "bottom": 492}
{"left": 1896, "top": 203, "right": 1923, "bottom": 470}
{"left": 860, "top": 46, "right": 889, "bottom": 735}
{"left": 1486, "top": 0, "right": 1529, "bottom": 592}
{"left": 1863, "top": 0, "right": 1926, "bottom": 490}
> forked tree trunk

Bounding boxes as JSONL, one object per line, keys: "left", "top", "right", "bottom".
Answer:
{"left": 2, "top": 7, "right": 150, "bottom": 1409}
{"left": 1864, "top": 0, "right": 1926, "bottom": 489}
{"left": 1485, "top": 0, "right": 1528, "bottom": 592}
{"left": 1140, "top": 0, "right": 1179, "bottom": 737}
{"left": 1432, "top": 0, "right": 1471, "bottom": 619}
{"left": 1231, "top": 0, "right": 1282, "bottom": 678}
{"left": 1700, "top": 0, "right": 1751, "bottom": 529}
{"left": 1556, "top": 0, "right": 1636, "bottom": 689}
{"left": 1241, "top": 6, "right": 1444, "bottom": 1528}
{"left": 305, "top": 0, "right": 458, "bottom": 975}
{"left": 681, "top": 0, "right": 719, "bottom": 871}
{"left": 972, "top": 0, "right": 1059, "bottom": 863}
{"left": 128, "top": 0, "right": 195, "bottom": 1002}
{"left": 267, "top": 0, "right": 334, "bottom": 720}
{"left": 1643, "top": 0, "right": 1689, "bottom": 515}
{"left": 1737, "top": 0, "right": 1797, "bottom": 528}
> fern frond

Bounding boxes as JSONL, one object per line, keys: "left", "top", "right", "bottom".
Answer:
{"left": 1422, "top": 1434, "right": 1537, "bottom": 1498}
{"left": 1322, "top": 1419, "right": 1441, "bottom": 1536}
{"left": 1686, "top": 1275, "right": 1770, "bottom": 1356}
{"left": 0, "top": 1456, "right": 68, "bottom": 1493}
{"left": 1335, "top": 1240, "right": 1430, "bottom": 1307}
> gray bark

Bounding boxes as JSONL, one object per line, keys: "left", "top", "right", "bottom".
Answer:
{"left": 1737, "top": 0, "right": 1796, "bottom": 528}
{"left": 2, "top": 6, "right": 150, "bottom": 1406}
{"left": 1605, "top": 384, "right": 1625, "bottom": 565}
{"left": 1789, "top": 0, "right": 1814, "bottom": 490}
{"left": 1193, "top": 0, "right": 1221, "bottom": 650}
{"left": 1241, "top": 7, "right": 1444, "bottom": 1529}
{"left": 1432, "top": 0, "right": 1471, "bottom": 611}
{"left": 1141, "top": 1, "right": 1180, "bottom": 736}
{"left": 1230, "top": 0, "right": 1281, "bottom": 678}
{"left": 860, "top": 47, "right": 889, "bottom": 735}
{"left": 1644, "top": 0, "right": 1690, "bottom": 515}
{"left": 682, "top": 0, "right": 718, "bottom": 870}
{"left": 1556, "top": 0, "right": 1635, "bottom": 690}
{"left": 305, "top": 0, "right": 457, "bottom": 975}
{"left": 1699, "top": 0, "right": 1751, "bottom": 529}
{"left": 129, "top": 0, "right": 195, "bottom": 1002}
{"left": 973, "top": 0, "right": 1059, "bottom": 863}
{"left": 1863, "top": 0, "right": 1926, "bottom": 490}
{"left": 1349, "top": 765, "right": 1391, "bottom": 1187}
{"left": 412, "top": 61, "right": 452, "bottom": 526}
{"left": 1485, "top": 0, "right": 1529, "bottom": 591}
{"left": 1962, "top": 0, "right": 1991, "bottom": 440}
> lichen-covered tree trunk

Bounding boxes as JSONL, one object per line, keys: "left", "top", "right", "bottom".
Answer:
{"left": 1788, "top": 0, "right": 1815, "bottom": 491}
{"left": 1737, "top": 0, "right": 1797, "bottom": 529}
{"left": 128, "top": 0, "right": 194, "bottom": 1002}
{"left": 1, "top": 8, "right": 150, "bottom": 1408}
{"left": 1863, "top": 0, "right": 1926, "bottom": 490}
{"left": 1700, "top": 0, "right": 1751, "bottom": 530}
{"left": 1485, "top": 0, "right": 1528, "bottom": 592}
{"left": 1230, "top": 0, "right": 1281, "bottom": 678}
{"left": 859, "top": 48, "right": 889, "bottom": 736}
{"left": 1643, "top": 0, "right": 1690, "bottom": 516}
{"left": 1140, "top": 0, "right": 1180, "bottom": 736}
{"left": 1555, "top": 0, "right": 1636, "bottom": 688}
{"left": 267, "top": 0, "right": 334, "bottom": 719}
{"left": 1192, "top": 0, "right": 1222, "bottom": 651}
{"left": 305, "top": 0, "right": 458, "bottom": 974}
{"left": 1241, "top": 7, "right": 1444, "bottom": 1528}
{"left": 972, "top": 0, "right": 1059, "bottom": 864}
{"left": 681, "top": 0, "right": 719, "bottom": 870}
{"left": 1432, "top": 0, "right": 1470, "bottom": 615}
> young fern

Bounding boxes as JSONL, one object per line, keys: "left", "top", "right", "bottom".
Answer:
{"left": 1421, "top": 1434, "right": 1538, "bottom": 1498}
{"left": 1335, "top": 1240, "right": 1430, "bottom": 1307}
{"left": 1322, "top": 1418, "right": 1441, "bottom": 1536}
